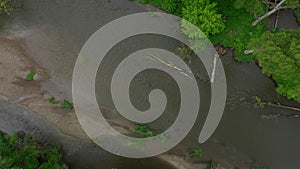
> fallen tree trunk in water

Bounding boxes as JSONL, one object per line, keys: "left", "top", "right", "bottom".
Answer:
{"left": 270, "top": 103, "right": 300, "bottom": 112}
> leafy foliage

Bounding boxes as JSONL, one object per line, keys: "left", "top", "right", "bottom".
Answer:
{"left": 161, "top": 0, "right": 183, "bottom": 15}
{"left": 283, "top": 0, "right": 299, "bottom": 9}
{"left": 0, "top": 131, "right": 68, "bottom": 169}
{"left": 190, "top": 148, "right": 202, "bottom": 158}
{"left": 60, "top": 100, "right": 73, "bottom": 109}
{"left": 176, "top": 44, "right": 192, "bottom": 63}
{"left": 248, "top": 29, "right": 300, "bottom": 100}
{"left": 210, "top": 0, "right": 266, "bottom": 62}
{"left": 0, "top": 0, "right": 10, "bottom": 15}
{"left": 295, "top": 10, "right": 300, "bottom": 24}
{"left": 49, "top": 97, "right": 74, "bottom": 109}
{"left": 134, "top": 124, "right": 156, "bottom": 138}
{"left": 233, "top": 0, "right": 267, "bottom": 17}
{"left": 26, "top": 70, "right": 37, "bottom": 81}
{"left": 133, "top": 0, "right": 224, "bottom": 37}
{"left": 252, "top": 96, "right": 273, "bottom": 108}
{"left": 48, "top": 97, "right": 59, "bottom": 104}
{"left": 181, "top": 0, "right": 225, "bottom": 37}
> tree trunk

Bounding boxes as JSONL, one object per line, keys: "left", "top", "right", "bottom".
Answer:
{"left": 252, "top": 0, "right": 286, "bottom": 26}
{"left": 210, "top": 53, "right": 219, "bottom": 83}
{"left": 270, "top": 103, "right": 300, "bottom": 112}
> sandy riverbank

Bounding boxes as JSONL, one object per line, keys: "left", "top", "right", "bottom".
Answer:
{"left": 0, "top": 33, "right": 231, "bottom": 169}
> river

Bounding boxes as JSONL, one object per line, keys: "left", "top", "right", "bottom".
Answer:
{"left": 0, "top": 0, "right": 299, "bottom": 169}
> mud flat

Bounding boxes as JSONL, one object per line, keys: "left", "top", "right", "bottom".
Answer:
{"left": 0, "top": 36, "right": 228, "bottom": 169}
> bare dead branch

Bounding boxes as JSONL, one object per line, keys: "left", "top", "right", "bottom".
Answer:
{"left": 252, "top": 0, "right": 286, "bottom": 26}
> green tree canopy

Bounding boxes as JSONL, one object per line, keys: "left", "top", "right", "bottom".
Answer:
{"left": 181, "top": 0, "right": 225, "bottom": 37}
{"left": 248, "top": 29, "right": 300, "bottom": 101}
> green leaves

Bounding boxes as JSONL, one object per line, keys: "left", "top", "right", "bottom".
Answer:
{"left": 209, "top": 0, "right": 267, "bottom": 62}
{"left": 176, "top": 44, "right": 192, "bottom": 63}
{"left": 283, "top": 0, "right": 299, "bottom": 9}
{"left": 133, "top": 0, "right": 225, "bottom": 38}
{"left": 295, "top": 10, "right": 300, "bottom": 25}
{"left": 181, "top": 0, "right": 225, "bottom": 37}
{"left": 48, "top": 97, "right": 74, "bottom": 109}
{"left": 22, "top": 145, "right": 40, "bottom": 169}
{"left": 60, "top": 100, "right": 73, "bottom": 109}
{"left": 248, "top": 29, "right": 300, "bottom": 101}
{"left": 0, "top": 132, "right": 68, "bottom": 169}
{"left": 48, "top": 97, "right": 60, "bottom": 104}
{"left": 26, "top": 70, "right": 37, "bottom": 81}
{"left": 190, "top": 148, "right": 202, "bottom": 158}
{"left": 0, "top": 0, "right": 11, "bottom": 15}
{"left": 234, "top": 0, "right": 267, "bottom": 17}
{"left": 134, "top": 124, "right": 156, "bottom": 138}
{"left": 161, "top": 0, "right": 183, "bottom": 15}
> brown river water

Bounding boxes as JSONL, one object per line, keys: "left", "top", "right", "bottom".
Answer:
{"left": 0, "top": 0, "right": 299, "bottom": 169}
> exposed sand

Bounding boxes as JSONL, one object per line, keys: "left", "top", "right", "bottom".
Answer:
{"left": 0, "top": 36, "right": 88, "bottom": 139}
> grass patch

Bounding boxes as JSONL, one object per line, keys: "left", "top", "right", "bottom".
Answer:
{"left": 48, "top": 97, "right": 60, "bottom": 104}
{"left": 134, "top": 124, "right": 156, "bottom": 138}
{"left": 252, "top": 96, "right": 272, "bottom": 108}
{"left": 190, "top": 148, "right": 202, "bottom": 159}
{"left": 48, "top": 97, "right": 74, "bottom": 109}
{"left": 26, "top": 70, "right": 37, "bottom": 81}
{"left": 60, "top": 100, "right": 73, "bottom": 109}
{"left": 207, "top": 160, "right": 217, "bottom": 169}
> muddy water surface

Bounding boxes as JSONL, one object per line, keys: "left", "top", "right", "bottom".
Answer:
{"left": 0, "top": 1, "right": 300, "bottom": 169}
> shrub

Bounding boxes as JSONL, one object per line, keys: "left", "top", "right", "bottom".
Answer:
{"left": 283, "top": 0, "right": 299, "bottom": 9}
{"left": 161, "top": 0, "right": 183, "bottom": 15}
{"left": 248, "top": 29, "right": 300, "bottom": 101}
{"left": 181, "top": 0, "right": 225, "bottom": 37}
{"left": 210, "top": 0, "right": 266, "bottom": 62}
{"left": 0, "top": 132, "right": 68, "bottom": 169}
{"left": 233, "top": 0, "right": 267, "bottom": 17}
{"left": 133, "top": 0, "right": 225, "bottom": 37}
